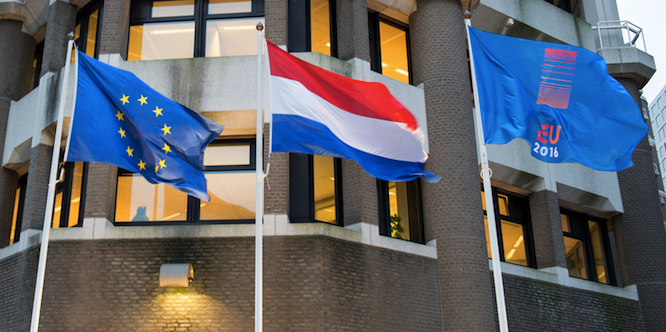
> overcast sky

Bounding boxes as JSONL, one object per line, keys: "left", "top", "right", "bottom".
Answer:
{"left": 616, "top": 0, "right": 666, "bottom": 103}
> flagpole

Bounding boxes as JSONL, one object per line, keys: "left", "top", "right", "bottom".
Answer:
{"left": 254, "top": 22, "right": 264, "bottom": 332}
{"left": 464, "top": 12, "right": 510, "bottom": 332}
{"left": 30, "top": 32, "right": 76, "bottom": 332}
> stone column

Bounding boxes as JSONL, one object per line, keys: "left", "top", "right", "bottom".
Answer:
{"left": 529, "top": 190, "right": 568, "bottom": 270}
{"left": 341, "top": 160, "right": 378, "bottom": 227}
{"left": 335, "top": 0, "right": 369, "bottom": 62}
{"left": 410, "top": 1, "right": 495, "bottom": 330}
{"left": 21, "top": 144, "right": 53, "bottom": 231}
{"left": 0, "top": 19, "right": 34, "bottom": 246}
{"left": 266, "top": 0, "right": 288, "bottom": 45}
{"left": 98, "top": 0, "right": 132, "bottom": 59}
{"left": 41, "top": 0, "right": 76, "bottom": 75}
{"left": 613, "top": 77, "right": 666, "bottom": 332}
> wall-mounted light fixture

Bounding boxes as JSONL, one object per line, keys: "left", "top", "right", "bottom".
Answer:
{"left": 159, "top": 263, "right": 194, "bottom": 287}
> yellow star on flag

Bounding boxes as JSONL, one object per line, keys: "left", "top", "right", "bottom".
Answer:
{"left": 120, "top": 94, "right": 130, "bottom": 105}
{"left": 162, "top": 143, "right": 172, "bottom": 154}
{"left": 126, "top": 146, "right": 134, "bottom": 157}
{"left": 138, "top": 95, "right": 148, "bottom": 106}
{"left": 115, "top": 110, "right": 124, "bottom": 121}
{"left": 138, "top": 160, "right": 146, "bottom": 170}
{"left": 118, "top": 127, "right": 126, "bottom": 138}
{"left": 154, "top": 164, "right": 159, "bottom": 173}
{"left": 159, "top": 159, "right": 167, "bottom": 169}
{"left": 153, "top": 106, "right": 163, "bottom": 117}
{"left": 161, "top": 124, "right": 171, "bottom": 135}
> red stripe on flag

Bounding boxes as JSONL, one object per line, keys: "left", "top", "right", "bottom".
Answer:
{"left": 267, "top": 41, "right": 418, "bottom": 130}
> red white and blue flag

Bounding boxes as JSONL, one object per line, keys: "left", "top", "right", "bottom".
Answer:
{"left": 267, "top": 41, "right": 439, "bottom": 182}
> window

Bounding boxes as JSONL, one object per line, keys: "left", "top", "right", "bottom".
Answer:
{"left": 482, "top": 187, "right": 535, "bottom": 267}
{"left": 289, "top": 154, "right": 342, "bottom": 225}
{"left": 7, "top": 175, "right": 27, "bottom": 246}
{"left": 544, "top": 0, "right": 580, "bottom": 16}
{"left": 128, "top": 0, "right": 264, "bottom": 60}
{"left": 377, "top": 179, "right": 423, "bottom": 243}
{"left": 368, "top": 12, "right": 411, "bottom": 84}
{"left": 114, "top": 139, "right": 256, "bottom": 224}
{"left": 561, "top": 210, "right": 615, "bottom": 284}
{"left": 287, "top": 0, "right": 337, "bottom": 56}
{"left": 52, "top": 162, "right": 88, "bottom": 228}
{"left": 30, "top": 41, "right": 44, "bottom": 89}
{"left": 75, "top": 0, "right": 103, "bottom": 58}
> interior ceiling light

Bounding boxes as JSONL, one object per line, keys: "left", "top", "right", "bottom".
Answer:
{"left": 222, "top": 25, "right": 255, "bottom": 30}
{"left": 150, "top": 28, "right": 195, "bottom": 35}
{"left": 394, "top": 68, "right": 409, "bottom": 76}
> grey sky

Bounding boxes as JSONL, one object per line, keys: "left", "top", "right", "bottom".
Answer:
{"left": 616, "top": 0, "right": 666, "bottom": 103}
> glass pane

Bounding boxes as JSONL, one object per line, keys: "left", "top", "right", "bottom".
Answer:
{"left": 497, "top": 194, "right": 510, "bottom": 216}
{"left": 501, "top": 220, "right": 527, "bottom": 266}
{"left": 115, "top": 174, "right": 188, "bottom": 222}
{"left": 9, "top": 187, "right": 20, "bottom": 245}
{"left": 484, "top": 215, "right": 491, "bottom": 259}
{"left": 561, "top": 214, "right": 570, "bottom": 233}
{"left": 313, "top": 155, "right": 336, "bottom": 224}
{"left": 205, "top": 17, "right": 265, "bottom": 57}
{"left": 151, "top": 0, "right": 195, "bottom": 17}
{"left": 200, "top": 171, "right": 256, "bottom": 220}
{"left": 310, "top": 0, "right": 330, "bottom": 55}
{"left": 128, "top": 22, "right": 195, "bottom": 61}
{"left": 74, "top": 24, "right": 81, "bottom": 43}
{"left": 588, "top": 221, "right": 608, "bottom": 284}
{"left": 209, "top": 0, "right": 251, "bottom": 15}
{"left": 379, "top": 21, "right": 409, "bottom": 84}
{"left": 53, "top": 192, "right": 63, "bottom": 228}
{"left": 67, "top": 162, "right": 84, "bottom": 227}
{"left": 86, "top": 9, "right": 99, "bottom": 57}
{"left": 388, "top": 181, "right": 411, "bottom": 240}
{"left": 481, "top": 190, "right": 486, "bottom": 211}
{"left": 564, "top": 236, "right": 587, "bottom": 279}
{"left": 204, "top": 143, "right": 250, "bottom": 166}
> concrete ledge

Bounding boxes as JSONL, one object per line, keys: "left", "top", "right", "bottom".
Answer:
{"left": 598, "top": 47, "right": 656, "bottom": 88}
{"left": 0, "top": 228, "right": 41, "bottom": 261}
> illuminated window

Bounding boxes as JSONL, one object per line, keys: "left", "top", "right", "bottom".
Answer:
{"left": 377, "top": 179, "right": 423, "bottom": 243}
{"left": 368, "top": 12, "right": 410, "bottom": 84}
{"left": 286, "top": 0, "right": 337, "bottom": 56}
{"left": 52, "top": 162, "right": 88, "bottom": 228}
{"left": 6, "top": 175, "right": 27, "bottom": 246}
{"left": 30, "top": 42, "right": 44, "bottom": 89}
{"left": 74, "top": 0, "right": 103, "bottom": 58}
{"left": 481, "top": 187, "right": 535, "bottom": 267}
{"left": 128, "top": 0, "right": 264, "bottom": 60}
{"left": 114, "top": 140, "right": 255, "bottom": 224}
{"left": 561, "top": 210, "right": 615, "bottom": 284}
{"left": 289, "top": 154, "right": 342, "bottom": 225}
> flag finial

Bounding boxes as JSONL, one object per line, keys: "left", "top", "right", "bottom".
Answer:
{"left": 256, "top": 22, "right": 264, "bottom": 31}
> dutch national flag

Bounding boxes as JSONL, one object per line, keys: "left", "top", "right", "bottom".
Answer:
{"left": 267, "top": 41, "right": 439, "bottom": 183}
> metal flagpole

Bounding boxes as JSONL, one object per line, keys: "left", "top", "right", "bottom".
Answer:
{"left": 464, "top": 11, "right": 510, "bottom": 332}
{"left": 30, "top": 32, "right": 76, "bottom": 332}
{"left": 254, "top": 22, "right": 264, "bottom": 332}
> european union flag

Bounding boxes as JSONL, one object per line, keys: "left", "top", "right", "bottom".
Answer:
{"left": 468, "top": 26, "right": 648, "bottom": 171}
{"left": 68, "top": 52, "right": 224, "bottom": 201}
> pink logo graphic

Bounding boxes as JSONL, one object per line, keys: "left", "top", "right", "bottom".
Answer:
{"left": 537, "top": 48, "right": 577, "bottom": 109}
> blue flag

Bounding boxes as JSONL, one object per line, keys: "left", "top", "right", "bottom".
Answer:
{"left": 68, "top": 52, "right": 224, "bottom": 201}
{"left": 468, "top": 26, "right": 648, "bottom": 171}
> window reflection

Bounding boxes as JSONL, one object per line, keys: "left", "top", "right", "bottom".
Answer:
{"left": 209, "top": 0, "right": 251, "bottom": 15}
{"left": 313, "top": 155, "right": 336, "bottom": 224}
{"left": 205, "top": 17, "right": 265, "bottom": 57}
{"left": 388, "top": 181, "right": 411, "bottom": 240}
{"left": 200, "top": 171, "right": 255, "bottom": 220}
{"left": 501, "top": 220, "right": 527, "bottom": 266}
{"left": 128, "top": 22, "right": 196, "bottom": 60}
{"left": 310, "top": 0, "right": 330, "bottom": 55}
{"left": 115, "top": 174, "right": 189, "bottom": 222}
{"left": 152, "top": 0, "right": 195, "bottom": 17}
{"left": 378, "top": 21, "right": 409, "bottom": 84}
{"left": 204, "top": 143, "right": 251, "bottom": 166}
{"left": 560, "top": 211, "right": 612, "bottom": 284}
{"left": 564, "top": 237, "right": 587, "bottom": 279}
{"left": 86, "top": 9, "right": 99, "bottom": 57}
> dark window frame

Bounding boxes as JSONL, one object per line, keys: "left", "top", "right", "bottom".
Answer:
{"left": 31, "top": 41, "right": 44, "bottom": 89}
{"left": 114, "top": 138, "right": 257, "bottom": 226}
{"left": 129, "top": 0, "right": 265, "bottom": 58}
{"left": 8, "top": 174, "right": 27, "bottom": 245}
{"left": 52, "top": 162, "right": 89, "bottom": 228}
{"left": 288, "top": 153, "right": 343, "bottom": 225}
{"left": 483, "top": 186, "right": 537, "bottom": 268}
{"left": 561, "top": 209, "right": 616, "bottom": 285}
{"left": 368, "top": 11, "right": 413, "bottom": 85}
{"left": 76, "top": 0, "right": 104, "bottom": 58}
{"left": 287, "top": 0, "right": 338, "bottom": 57}
{"left": 377, "top": 179, "right": 425, "bottom": 244}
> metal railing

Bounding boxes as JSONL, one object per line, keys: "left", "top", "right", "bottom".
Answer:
{"left": 593, "top": 20, "right": 647, "bottom": 52}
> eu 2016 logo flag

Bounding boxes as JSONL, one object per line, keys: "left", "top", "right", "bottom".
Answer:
{"left": 468, "top": 27, "right": 648, "bottom": 172}
{"left": 68, "top": 52, "right": 224, "bottom": 201}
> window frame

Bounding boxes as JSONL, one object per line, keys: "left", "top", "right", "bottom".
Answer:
{"left": 31, "top": 41, "right": 44, "bottom": 89}
{"left": 561, "top": 209, "right": 616, "bottom": 285}
{"left": 367, "top": 11, "right": 412, "bottom": 85}
{"left": 288, "top": 153, "right": 343, "bottom": 225}
{"left": 377, "top": 179, "right": 425, "bottom": 244}
{"left": 75, "top": 0, "right": 104, "bottom": 58}
{"left": 52, "top": 162, "right": 89, "bottom": 228}
{"left": 483, "top": 186, "right": 537, "bottom": 268}
{"left": 8, "top": 174, "right": 27, "bottom": 246}
{"left": 287, "top": 0, "right": 337, "bottom": 57}
{"left": 129, "top": 0, "right": 265, "bottom": 58}
{"left": 113, "top": 138, "right": 257, "bottom": 225}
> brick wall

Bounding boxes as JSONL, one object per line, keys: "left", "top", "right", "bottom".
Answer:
{"left": 83, "top": 163, "right": 118, "bottom": 220}
{"left": 335, "top": 0, "right": 369, "bottom": 61}
{"left": 41, "top": 0, "right": 76, "bottom": 75}
{"left": 0, "top": 247, "right": 40, "bottom": 332}
{"left": 529, "top": 190, "right": 568, "bottom": 269}
{"left": 341, "top": 160, "right": 378, "bottom": 226}
{"left": 98, "top": 0, "right": 132, "bottom": 58}
{"left": 265, "top": 0, "right": 287, "bottom": 45}
{"left": 264, "top": 124, "right": 288, "bottom": 214}
{"left": 22, "top": 144, "right": 53, "bottom": 231}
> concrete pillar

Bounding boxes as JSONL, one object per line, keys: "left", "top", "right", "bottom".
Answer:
{"left": 335, "top": 0, "right": 369, "bottom": 61}
{"left": 613, "top": 77, "right": 666, "bottom": 332}
{"left": 21, "top": 144, "right": 53, "bottom": 231}
{"left": 265, "top": 0, "right": 288, "bottom": 45}
{"left": 529, "top": 190, "right": 568, "bottom": 270}
{"left": 0, "top": 20, "right": 35, "bottom": 246}
{"left": 410, "top": 0, "right": 495, "bottom": 330}
{"left": 83, "top": 163, "right": 118, "bottom": 221}
{"left": 41, "top": 0, "right": 76, "bottom": 75}
{"left": 98, "top": 0, "right": 132, "bottom": 59}
{"left": 341, "top": 160, "right": 378, "bottom": 227}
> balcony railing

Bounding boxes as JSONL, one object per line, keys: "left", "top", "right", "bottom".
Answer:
{"left": 593, "top": 20, "right": 647, "bottom": 52}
